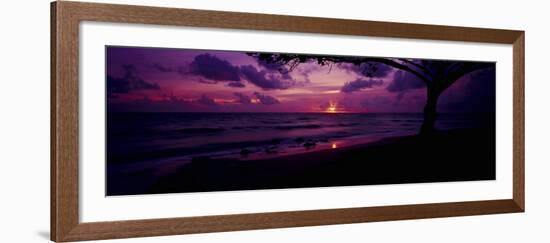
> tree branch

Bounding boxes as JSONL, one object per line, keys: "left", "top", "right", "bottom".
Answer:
{"left": 362, "top": 57, "right": 432, "bottom": 85}
{"left": 397, "top": 58, "right": 435, "bottom": 78}
{"left": 248, "top": 53, "right": 434, "bottom": 85}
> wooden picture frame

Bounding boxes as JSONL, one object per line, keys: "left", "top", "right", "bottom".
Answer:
{"left": 51, "top": 1, "right": 524, "bottom": 242}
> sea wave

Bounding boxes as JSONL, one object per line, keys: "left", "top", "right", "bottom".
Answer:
{"left": 274, "top": 124, "right": 322, "bottom": 130}
{"left": 176, "top": 127, "right": 226, "bottom": 134}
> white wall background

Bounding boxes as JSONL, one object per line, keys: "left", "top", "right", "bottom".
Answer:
{"left": 0, "top": 0, "right": 548, "bottom": 242}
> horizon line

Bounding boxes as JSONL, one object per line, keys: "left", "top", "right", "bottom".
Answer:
{"left": 106, "top": 111, "right": 495, "bottom": 114}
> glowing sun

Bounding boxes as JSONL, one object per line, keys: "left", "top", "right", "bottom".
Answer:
{"left": 326, "top": 102, "right": 337, "bottom": 113}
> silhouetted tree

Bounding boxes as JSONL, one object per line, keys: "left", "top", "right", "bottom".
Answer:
{"left": 249, "top": 53, "right": 493, "bottom": 135}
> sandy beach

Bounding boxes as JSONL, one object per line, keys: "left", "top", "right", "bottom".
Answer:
{"left": 130, "top": 127, "right": 496, "bottom": 195}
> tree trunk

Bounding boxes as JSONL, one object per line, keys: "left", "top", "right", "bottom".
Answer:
{"left": 419, "top": 89, "right": 441, "bottom": 135}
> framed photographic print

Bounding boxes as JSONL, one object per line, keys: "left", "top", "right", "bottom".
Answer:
{"left": 51, "top": 1, "right": 524, "bottom": 242}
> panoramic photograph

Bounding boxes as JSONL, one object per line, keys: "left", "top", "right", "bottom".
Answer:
{"left": 106, "top": 46, "right": 496, "bottom": 196}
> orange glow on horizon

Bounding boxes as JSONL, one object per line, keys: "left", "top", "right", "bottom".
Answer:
{"left": 326, "top": 101, "right": 337, "bottom": 113}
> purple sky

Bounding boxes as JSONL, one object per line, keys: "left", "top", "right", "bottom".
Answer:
{"left": 106, "top": 46, "right": 496, "bottom": 113}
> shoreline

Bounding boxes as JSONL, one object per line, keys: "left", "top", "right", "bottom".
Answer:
{"left": 108, "top": 131, "right": 414, "bottom": 171}
{"left": 229, "top": 133, "right": 407, "bottom": 162}
{"left": 107, "top": 127, "right": 496, "bottom": 196}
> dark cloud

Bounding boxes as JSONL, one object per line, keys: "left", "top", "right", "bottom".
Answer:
{"left": 253, "top": 92, "right": 280, "bottom": 105}
{"left": 108, "top": 93, "right": 197, "bottom": 112}
{"left": 161, "top": 93, "right": 190, "bottom": 104}
{"left": 151, "top": 63, "right": 189, "bottom": 76}
{"left": 152, "top": 63, "right": 174, "bottom": 72}
{"left": 151, "top": 54, "right": 298, "bottom": 90}
{"left": 295, "top": 64, "right": 321, "bottom": 83}
{"left": 227, "top": 82, "right": 246, "bottom": 88}
{"left": 341, "top": 79, "right": 383, "bottom": 93}
{"left": 107, "top": 64, "right": 160, "bottom": 95}
{"left": 257, "top": 59, "right": 287, "bottom": 72}
{"left": 189, "top": 54, "right": 241, "bottom": 81}
{"left": 386, "top": 70, "right": 426, "bottom": 92}
{"left": 197, "top": 94, "right": 217, "bottom": 106}
{"left": 233, "top": 92, "right": 252, "bottom": 104}
{"left": 107, "top": 76, "right": 131, "bottom": 94}
{"left": 198, "top": 79, "right": 218, "bottom": 84}
{"left": 240, "top": 65, "right": 289, "bottom": 90}
{"left": 256, "top": 59, "right": 293, "bottom": 80}
{"left": 254, "top": 56, "right": 319, "bottom": 84}
{"left": 340, "top": 62, "right": 393, "bottom": 78}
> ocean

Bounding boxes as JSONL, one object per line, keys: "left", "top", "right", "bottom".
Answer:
{"left": 107, "top": 112, "right": 492, "bottom": 166}
{"left": 106, "top": 112, "right": 494, "bottom": 195}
